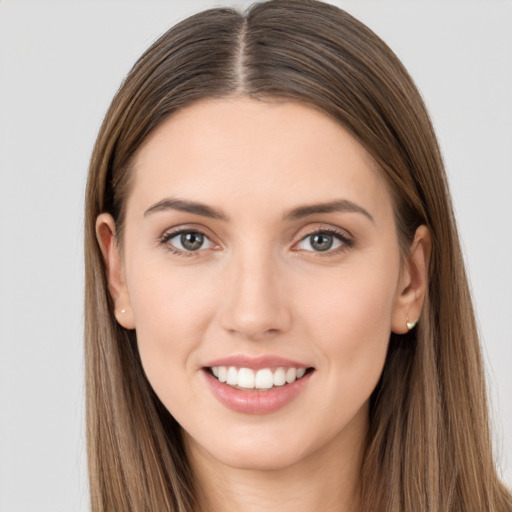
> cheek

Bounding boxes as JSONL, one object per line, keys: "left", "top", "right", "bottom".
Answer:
{"left": 126, "top": 263, "right": 217, "bottom": 395}
{"left": 300, "top": 251, "right": 399, "bottom": 336}
{"left": 298, "top": 252, "right": 399, "bottom": 388}
{"left": 129, "top": 257, "right": 216, "bottom": 334}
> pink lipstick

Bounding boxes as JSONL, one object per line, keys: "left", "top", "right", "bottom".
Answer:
{"left": 202, "top": 355, "right": 314, "bottom": 414}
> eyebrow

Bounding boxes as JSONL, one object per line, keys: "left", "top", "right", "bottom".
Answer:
{"left": 144, "top": 198, "right": 228, "bottom": 220}
{"left": 284, "top": 199, "right": 374, "bottom": 223}
{"left": 143, "top": 197, "right": 374, "bottom": 223}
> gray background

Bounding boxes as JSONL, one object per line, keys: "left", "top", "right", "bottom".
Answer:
{"left": 1, "top": 1, "right": 511, "bottom": 510}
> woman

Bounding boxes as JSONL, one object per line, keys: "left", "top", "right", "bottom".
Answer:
{"left": 84, "top": 0, "right": 512, "bottom": 510}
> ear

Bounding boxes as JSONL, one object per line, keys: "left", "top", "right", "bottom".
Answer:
{"left": 95, "top": 213, "right": 135, "bottom": 329}
{"left": 391, "top": 225, "right": 431, "bottom": 334}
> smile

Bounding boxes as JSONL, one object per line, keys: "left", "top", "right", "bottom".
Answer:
{"left": 210, "top": 366, "right": 309, "bottom": 390}
{"left": 203, "top": 357, "right": 315, "bottom": 414}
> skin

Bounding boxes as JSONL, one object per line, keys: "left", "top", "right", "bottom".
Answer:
{"left": 97, "top": 98, "right": 430, "bottom": 512}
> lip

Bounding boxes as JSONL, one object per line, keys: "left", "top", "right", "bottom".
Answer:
{"left": 203, "top": 354, "right": 310, "bottom": 371}
{"left": 202, "top": 362, "right": 314, "bottom": 415}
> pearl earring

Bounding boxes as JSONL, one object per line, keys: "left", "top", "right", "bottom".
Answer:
{"left": 121, "top": 309, "right": 126, "bottom": 314}
{"left": 406, "top": 317, "right": 417, "bottom": 330}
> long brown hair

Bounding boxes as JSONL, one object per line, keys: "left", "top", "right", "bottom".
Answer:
{"left": 84, "top": 1, "right": 512, "bottom": 510}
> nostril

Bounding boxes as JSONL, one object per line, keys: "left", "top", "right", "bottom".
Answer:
{"left": 225, "top": 324, "right": 285, "bottom": 341}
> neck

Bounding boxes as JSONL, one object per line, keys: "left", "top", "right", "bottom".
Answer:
{"left": 186, "top": 408, "right": 367, "bottom": 512}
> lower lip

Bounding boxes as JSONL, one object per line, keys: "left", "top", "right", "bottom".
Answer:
{"left": 203, "top": 369, "right": 313, "bottom": 415}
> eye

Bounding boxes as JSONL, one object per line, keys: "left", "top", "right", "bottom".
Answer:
{"left": 295, "top": 229, "right": 352, "bottom": 253}
{"left": 163, "top": 229, "right": 215, "bottom": 254}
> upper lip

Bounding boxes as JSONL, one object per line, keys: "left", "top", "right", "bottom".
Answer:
{"left": 203, "top": 354, "right": 311, "bottom": 370}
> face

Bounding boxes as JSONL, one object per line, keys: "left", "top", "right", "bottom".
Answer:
{"left": 100, "top": 98, "right": 424, "bottom": 472}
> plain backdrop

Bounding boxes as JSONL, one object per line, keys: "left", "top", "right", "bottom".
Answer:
{"left": 0, "top": 1, "right": 511, "bottom": 510}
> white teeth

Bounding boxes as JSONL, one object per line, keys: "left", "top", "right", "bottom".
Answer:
{"left": 210, "top": 366, "right": 308, "bottom": 389}
{"left": 218, "top": 366, "right": 227, "bottom": 383}
{"left": 238, "top": 368, "right": 255, "bottom": 389}
{"left": 255, "top": 369, "right": 273, "bottom": 389}
{"left": 273, "top": 367, "right": 286, "bottom": 386}
{"left": 226, "top": 366, "right": 238, "bottom": 386}
{"left": 285, "top": 367, "right": 297, "bottom": 384}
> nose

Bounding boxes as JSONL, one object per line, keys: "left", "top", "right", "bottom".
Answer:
{"left": 219, "top": 249, "right": 292, "bottom": 341}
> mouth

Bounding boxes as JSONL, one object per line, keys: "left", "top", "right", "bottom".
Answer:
{"left": 207, "top": 366, "right": 314, "bottom": 391}
{"left": 202, "top": 355, "right": 315, "bottom": 414}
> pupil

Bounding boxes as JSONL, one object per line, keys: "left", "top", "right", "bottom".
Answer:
{"left": 311, "top": 233, "right": 333, "bottom": 251}
{"left": 181, "top": 232, "right": 203, "bottom": 251}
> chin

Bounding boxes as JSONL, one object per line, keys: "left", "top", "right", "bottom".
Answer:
{"left": 214, "top": 444, "right": 310, "bottom": 472}
{"left": 185, "top": 424, "right": 320, "bottom": 473}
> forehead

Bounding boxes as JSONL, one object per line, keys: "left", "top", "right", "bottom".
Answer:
{"left": 129, "top": 97, "right": 392, "bottom": 225}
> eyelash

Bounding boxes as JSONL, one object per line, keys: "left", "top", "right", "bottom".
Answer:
{"left": 159, "top": 227, "right": 354, "bottom": 257}
{"left": 160, "top": 228, "right": 215, "bottom": 258}
{"left": 296, "top": 227, "right": 354, "bottom": 256}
